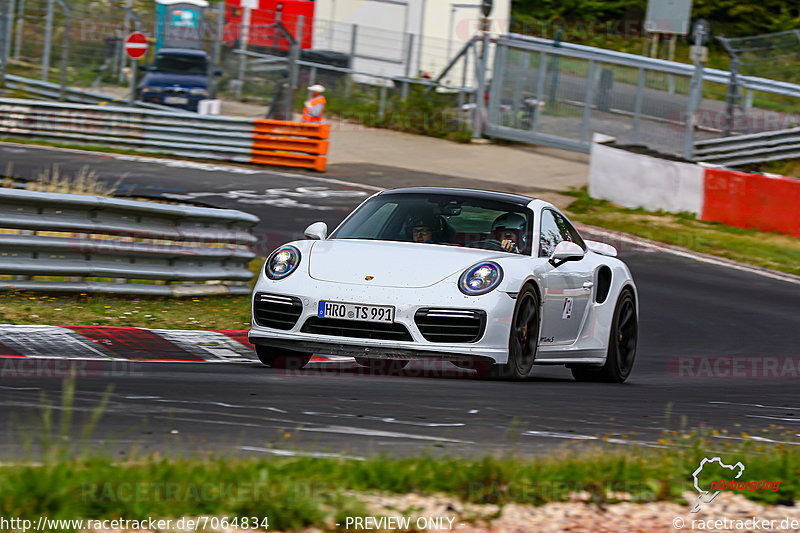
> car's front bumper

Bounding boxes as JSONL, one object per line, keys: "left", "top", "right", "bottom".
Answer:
{"left": 247, "top": 275, "right": 517, "bottom": 364}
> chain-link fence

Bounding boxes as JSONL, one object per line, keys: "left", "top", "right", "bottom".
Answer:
{"left": 487, "top": 35, "right": 703, "bottom": 155}
{"left": 716, "top": 30, "right": 800, "bottom": 136}
{"left": 485, "top": 33, "right": 800, "bottom": 159}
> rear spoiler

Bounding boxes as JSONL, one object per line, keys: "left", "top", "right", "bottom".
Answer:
{"left": 585, "top": 240, "right": 617, "bottom": 257}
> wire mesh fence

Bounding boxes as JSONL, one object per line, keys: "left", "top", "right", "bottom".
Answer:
{"left": 487, "top": 37, "right": 700, "bottom": 155}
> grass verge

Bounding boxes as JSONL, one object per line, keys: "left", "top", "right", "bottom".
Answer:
{"left": 0, "top": 259, "right": 264, "bottom": 330}
{"left": 2, "top": 424, "right": 799, "bottom": 530}
{"left": 564, "top": 188, "right": 800, "bottom": 276}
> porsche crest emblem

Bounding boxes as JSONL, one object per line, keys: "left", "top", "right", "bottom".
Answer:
{"left": 365, "top": 276, "right": 374, "bottom": 281}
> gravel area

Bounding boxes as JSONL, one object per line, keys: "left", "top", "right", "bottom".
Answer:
{"left": 80, "top": 491, "right": 797, "bottom": 533}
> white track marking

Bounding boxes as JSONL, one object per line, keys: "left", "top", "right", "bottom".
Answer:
{"left": 300, "top": 424, "right": 471, "bottom": 443}
{"left": 301, "top": 411, "right": 465, "bottom": 427}
{"left": 240, "top": 446, "right": 365, "bottom": 461}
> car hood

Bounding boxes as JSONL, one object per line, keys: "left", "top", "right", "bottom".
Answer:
{"left": 140, "top": 71, "right": 207, "bottom": 88}
{"left": 308, "top": 239, "right": 503, "bottom": 288}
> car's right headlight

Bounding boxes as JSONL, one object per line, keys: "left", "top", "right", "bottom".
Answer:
{"left": 141, "top": 87, "right": 163, "bottom": 93}
{"left": 265, "top": 245, "right": 301, "bottom": 280}
{"left": 458, "top": 262, "right": 503, "bottom": 295}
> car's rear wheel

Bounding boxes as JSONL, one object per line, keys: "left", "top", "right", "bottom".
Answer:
{"left": 480, "top": 285, "right": 539, "bottom": 380}
{"left": 255, "top": 345, "right": 312, "bottom": 370}
{"left": 354, "top": 357, "right": 409, "bottom": 374}
{"left": 571, "top": 288, "right": 637, "bottom": 383}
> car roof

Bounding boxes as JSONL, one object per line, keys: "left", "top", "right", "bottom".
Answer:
{"left": 156, "top": 48, "right": 208, "bottom": 57}
{"left": 378, "top": 187, "right": 537, "bottom": 206}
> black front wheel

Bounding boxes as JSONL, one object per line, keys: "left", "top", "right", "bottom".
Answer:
{"left": 255, "top": 345, "right": 312, "bottom": 370}
{"left": 481, "top": 285, "right": 540, "bottom": 380}
{"left": 571, "top": 288, "right": 638, "bottom": 383}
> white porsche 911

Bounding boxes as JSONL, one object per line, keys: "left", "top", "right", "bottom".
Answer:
{"left": 248, "top": 187, "right": 638, "bottom": 381}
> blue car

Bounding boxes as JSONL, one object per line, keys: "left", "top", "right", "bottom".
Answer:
{"left": 137, "top": 48, "right": 218, "bottom": 111}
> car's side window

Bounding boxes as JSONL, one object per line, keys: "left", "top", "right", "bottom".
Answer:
{"left": 553, "top": 212, "right": 586, "bottom": 251}
{"left": 539, "top": 209, "right": 563, "bottom": 257}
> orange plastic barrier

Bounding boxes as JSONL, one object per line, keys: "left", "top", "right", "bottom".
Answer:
{"left": 250, "top": 119, "right": 330, "bottom": 171}
{"left": 702, "top": 168, "right": 800, "bottom": 237}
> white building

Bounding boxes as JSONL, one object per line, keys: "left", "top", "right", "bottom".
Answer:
{"left": 312, "top": 0, "right": 511, "bottom": 85}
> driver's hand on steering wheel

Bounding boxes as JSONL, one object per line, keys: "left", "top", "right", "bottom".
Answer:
{"left": 501, "top": 239, "right": 518, "bottom": 253}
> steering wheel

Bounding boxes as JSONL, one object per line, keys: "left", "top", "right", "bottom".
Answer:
{"left": 469, "top": 238, "right": 506, "bottom": 251}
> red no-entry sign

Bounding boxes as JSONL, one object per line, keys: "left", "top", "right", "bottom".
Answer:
{"left": 125, "top": 32, "right": 148, "bottom": 60}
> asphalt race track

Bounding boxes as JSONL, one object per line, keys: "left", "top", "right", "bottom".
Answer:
{"left": 1, "top": 143, "right": 799, "bottom": 458}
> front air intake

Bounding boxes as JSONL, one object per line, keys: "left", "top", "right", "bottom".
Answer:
{"left": 414, "top": 308, "right": 487, "bottom": 343}
{"left": 253, "top": 293, "right": 303, "bottom": 330}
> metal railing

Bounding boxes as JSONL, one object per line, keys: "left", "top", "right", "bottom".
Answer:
{"left": 0, "top": 98, "right": 329, "bottom": 170}
{"left": 693, "top": 127, "right": 800, "bottom": 166}
{"left": 486, "top": 34, "right": 800, "bottom": 158}
{"left": 0, "top": 187, "right": 259, "bottom": 295}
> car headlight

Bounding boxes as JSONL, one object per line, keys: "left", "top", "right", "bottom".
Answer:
{"left": 141, "top": 87, "right": 163, "bottom": 93}
{"left": 189, "top": 88, "right": 208, "bottom": 96}
{"left": 458, "top": 262, "right": 503, "bottom": 295}
{"left": 265, "top": 245, "right": 301, "bottom": 280}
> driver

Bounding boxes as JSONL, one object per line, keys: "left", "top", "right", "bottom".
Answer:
{"left": 409, "top": 215, "right": 443, "bottom": 244}
{"left": 491, "top": 213, "right": 526, "bottom": 253}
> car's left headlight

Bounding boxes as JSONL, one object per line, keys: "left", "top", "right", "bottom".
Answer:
{"left": 189, "top": 88, "right": 208, "bottom": 96}
{"left": 265, "top": 245, "right": 301, "bottom": 280}
{"left": 458, "top": 262, "right": 503, "bottom": 295}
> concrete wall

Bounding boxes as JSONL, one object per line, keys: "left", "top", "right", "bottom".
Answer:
{"left": 589, "top": 135, "right": 800, "bottom": 237}
{"left": 589, "top": 135, "right": 705, "bottom": 216}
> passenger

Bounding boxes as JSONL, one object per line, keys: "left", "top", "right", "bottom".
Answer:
{"left": 491, "top": 213, "right": 526, "bottom": 253}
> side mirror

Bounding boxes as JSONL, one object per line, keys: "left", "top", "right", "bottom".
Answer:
{"left": 549, "top": 241, "right": 584, "bottom": 266}
{"left": 213, "top": 69, "right": 222, "bottom": 76}
{"left": 304, "top": 221, "right": 328, "bottom": 240}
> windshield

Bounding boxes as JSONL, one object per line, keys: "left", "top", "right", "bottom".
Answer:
{"left": 330, "top": 193, "right": 534, "bottom": 255}
{"left": 150, "top": 53, "right": 207, "bottom": 75}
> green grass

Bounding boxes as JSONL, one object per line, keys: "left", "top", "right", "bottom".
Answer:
{"left": 564, "top": 188, "right": 800, "bottom": 276}
{"left": 0, "top": 136, "right": 172, "bottom": 158}
{"left": 0, "top": 259, "right": 264, "bottom": 330}
{"left": 0, "top": 291, "right": 253, "bottom": 330}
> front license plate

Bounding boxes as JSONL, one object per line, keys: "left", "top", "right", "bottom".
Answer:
{"left": 164, "top": 96, "right": 188, "bottom": 105}
{"left": 318, "top": 301, "right": 394, "bottom": 323}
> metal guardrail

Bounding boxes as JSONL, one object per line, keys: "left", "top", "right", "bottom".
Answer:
{"left": 505, "top": 34, "right": 800, "bottom": 99}
{"left": 0, "top": 188, "right": 260, "bottom": 295}
{"left": 693, "top": 127, "right": 800, "bottom": 166}
{"left": 0, "top": 98, "right": 329, "bottom": 170}
{"left": 4, "top": 74, "right": 194, "bottom": 114}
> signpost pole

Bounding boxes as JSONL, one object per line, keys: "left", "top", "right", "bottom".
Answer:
{"left": 683, "top": 20, "right": 708, "bottom": 160}
{"left": 130, "top": 58, "right": 138, "bottom": 105}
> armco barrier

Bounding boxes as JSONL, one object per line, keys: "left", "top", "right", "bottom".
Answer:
{"left": 0, "top": 98, "right": 329, "bottom": 171}
{"left": 0, "top": 188, "right": 260, "bottom": 295}
{"left": 589, "top": 137, "right": 800, "bottom": 237}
